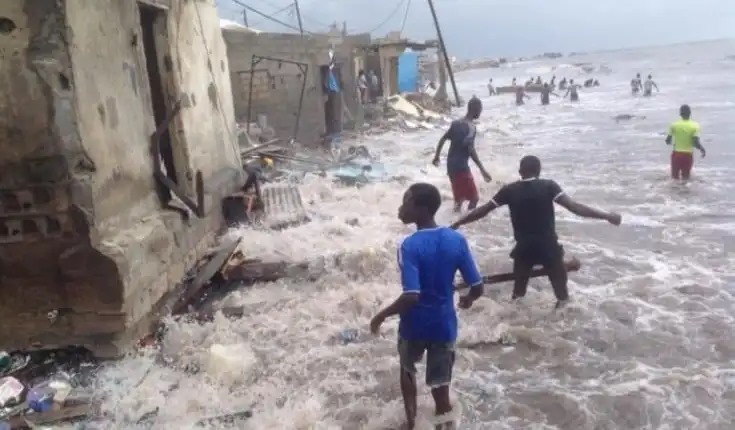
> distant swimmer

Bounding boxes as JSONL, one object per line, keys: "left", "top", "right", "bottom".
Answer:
{"left": 535, "top": 76, "right": 542, "bottom": 85}
{"left": 593, "top": 79, "right": 600, "bottom": 87}
{"left": 583, "top": 78, "right": 594, "bottom": 88}
{"left": 631, "top": 73, "right": 643, "bottom": 95}
{"left": 564, "top": 79, "right": 581, "bottom": 102}
{"left": 371, "top": 182, "right": 484, "bottom": 430}
{"left": 643, "top": 74, "right": 659, "bottom": 96}
{"left": 433, "top": 96, "right": 492, "bottom": 212}
{"left": 540, "top": 83, "right": 560, "bottom": 105}
{"left": 666, "top": 104, "right": 706, "bottom": 180}
{"left": 550, "top": 75, "right": 557, "bottom": 86}
{"left": 559, "top": 77, "right": 568, "bottom": 90}
{"left": 487, "top": 78, "right": 497, "bottom": 96}
{"left": 512, "top": 77, "right": 517, "bottom": 86}
{"left": 451, "top": 155, "right": 621, "bottom": 308}
{"left": 515, "top": 85, "right": 530, "bottom": 105}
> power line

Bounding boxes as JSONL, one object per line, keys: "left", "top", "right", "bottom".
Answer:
{"left": 229, "top": 0, "right": 314, "bottom": 34}
{"left": 399, "top": 0, "right": 412, "bottom": 35}
{"left": 359, "top": 0, "right": 408, "bottom": 34}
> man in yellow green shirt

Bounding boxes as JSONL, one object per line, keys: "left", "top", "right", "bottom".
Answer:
{"left": 666, "top": 104, "right": 706, "bottom": 180}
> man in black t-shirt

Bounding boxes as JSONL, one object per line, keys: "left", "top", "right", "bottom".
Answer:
{"left": 451, "top": 156, "right": 621, "bottom": 308}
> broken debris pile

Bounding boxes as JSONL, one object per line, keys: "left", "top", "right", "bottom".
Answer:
{"left": 382, "top": 94, "right": 449, "bottom": 131}
{"left": 0, "top": 349, "right": 97, "bottom": 429}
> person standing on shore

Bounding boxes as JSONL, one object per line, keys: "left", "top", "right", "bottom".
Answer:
{"left": 357, "top": 70, "right": 369, "bottom": 104}
{"left": 432, "top": 97, "right": 493, "bottom": 212}
{"left": 369, "top": 70, "right": 380, "bottom": 101}
{"left": 666, "top": 104, "right": 706, "bottom": 180}
{"left": 371, "top": 182, "right": 484, "bottom": 430}
{"left": 450, "top": 155, "right": 621, "bottom": 308}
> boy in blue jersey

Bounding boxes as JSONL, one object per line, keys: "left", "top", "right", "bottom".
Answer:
{"left": 370, "top": 183, "right": 484, "bottom": 429}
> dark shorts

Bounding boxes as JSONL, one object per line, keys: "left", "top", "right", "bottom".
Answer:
{"left": 570, "top": 93, "right": 579, "bottom": 102}
{"left": 511, "top": 241, "right": 564, "bottom": 266}
{"left": 448, "top": 170, "right": 479, "bottom": 203}
{"left": 671, "top": 151, "right": 693, "bottom": 179}
{"left": 643, "top": 89, "right": 652, "bottom": 97}
{"left": 398, "top": 338, "right": 455, "bottom": 388}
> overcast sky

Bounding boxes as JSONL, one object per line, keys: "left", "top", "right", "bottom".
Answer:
{"left": 217, "top": 0, "right": 735, "bottom": 58}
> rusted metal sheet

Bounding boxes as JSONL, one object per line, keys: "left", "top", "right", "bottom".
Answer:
{"left": 261, "top": 185, "right": 309, "bottom": 229}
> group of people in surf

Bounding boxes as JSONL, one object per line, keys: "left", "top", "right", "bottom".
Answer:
{"left": 487, "top": 75, "right": 602, "bottom": 106}
{"left": 370, "top": 90, "right": 706, "bottom": 428}
{"left": 488, "top": 72, "right": 659, "bottom": 106}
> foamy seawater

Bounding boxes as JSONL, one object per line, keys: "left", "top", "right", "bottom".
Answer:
{"left": 88, "top": 40, "right": 735, "bottom": 429}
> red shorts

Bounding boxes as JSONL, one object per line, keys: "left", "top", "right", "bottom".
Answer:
{"left": 449, "top": 171, "right": 479, "bottom": 202}
{"left": 671, "top": 151, "right": 693, "bottom": 179}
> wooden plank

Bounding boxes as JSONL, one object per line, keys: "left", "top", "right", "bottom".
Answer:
{"left": 455, "top": 258, "right": 581, "bottom": 291}
{"left": 169, "top": 238, "right": 243, "bottom": 315}
{"left": 9, "top": 399, "right": 96, "bottom": 429}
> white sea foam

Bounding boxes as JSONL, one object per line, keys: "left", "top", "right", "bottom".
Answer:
{"left": 88, "top": 40, "right": 735, "bottom": 429}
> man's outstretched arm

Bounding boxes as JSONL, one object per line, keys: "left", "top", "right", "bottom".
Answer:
{"left": 555, "top": 194, "right": 621, "bottom": 225}
{"left": 450, "top": 200, "right": 498, "bottom": 229}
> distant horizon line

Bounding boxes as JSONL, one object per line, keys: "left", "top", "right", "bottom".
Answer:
{"left": 458, "top": 37, "right": 735, "bottom": 62}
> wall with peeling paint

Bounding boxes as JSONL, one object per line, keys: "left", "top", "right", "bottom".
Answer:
{"left": 0, "top": 0, "right": 240, "bottom": 356}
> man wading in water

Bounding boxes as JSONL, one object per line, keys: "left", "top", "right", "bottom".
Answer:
{"left": 540, "top": 83, "right": 559, "bottom": 105}
{"left": 450, "top": 156, "right": 621, "bottom": 308}
{"left": 371, "top": 183, "right": 484, "bottom": 430}
{"left": 666, "top": 104, "right": 706, "bottom": 180}
{"left": 432, "top": 97, "right": 492, "bottom": 212}
{"left": 564, "top": 79, "right": 581, "bottom": 102}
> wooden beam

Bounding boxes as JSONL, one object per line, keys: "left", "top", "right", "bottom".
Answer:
{"left": 455, "top": 258, "right": 582, "bottom": 291}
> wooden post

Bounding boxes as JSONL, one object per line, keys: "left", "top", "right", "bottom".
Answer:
{"left": 426, "top": 0, "right": 461, "bottom": 106}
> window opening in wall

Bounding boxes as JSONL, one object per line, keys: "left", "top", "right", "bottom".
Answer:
{"left": 139, "top": 4, "right": 176, "bottom": 192}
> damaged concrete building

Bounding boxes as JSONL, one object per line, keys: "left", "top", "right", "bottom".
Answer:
{"left": 222, "top": 27, "right": 368, "bottom": 146}
{"left": 0, "top": 0, "right": 241, "bottom": 356}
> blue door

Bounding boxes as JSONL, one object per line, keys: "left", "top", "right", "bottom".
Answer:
{"left": 397, "top": 51, "right": 419, "bottom": 93}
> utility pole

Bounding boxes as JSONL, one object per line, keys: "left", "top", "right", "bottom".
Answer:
{"left": 293, "top": 0, "right": 304, "bottom": 37}
{"left": 242, "top": 8, "right": 248, "bottom": 27}
{"left": 426, "top": 0, "right": 461, "bottom": 106}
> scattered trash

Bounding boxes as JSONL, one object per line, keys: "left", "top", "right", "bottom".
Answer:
{"left": 0, "top": 354, "right": 8, "bottom": 374}
{"left": 0, "top": 377, "right": 24, "bottom": 408}
{"left": 26, "top": 375, "right": 72, "bottom": 413}
{"left": 338, "top": 329, "right": 359, "bottom": 345}
{"left": 0, "top": 354, "right": 30, "bottom": 378}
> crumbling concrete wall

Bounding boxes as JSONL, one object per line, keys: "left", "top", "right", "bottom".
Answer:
{"left": 223, "top": 30, "right": 360, "bottom": 145}
{"left": 0, "top": 0, "right": 240, "bottom": 357}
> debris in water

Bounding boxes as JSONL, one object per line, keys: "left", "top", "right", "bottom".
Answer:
{"left": 498, "top": 333, "right": 517, "bottom": 346}
{"left": 0, "top": 377, "right": 24, "bottom": 408}
{"left": 338, "top": 329, "right": 359, "bottom": 345}
{"left": 26, "top": 375, "right": 73, "bottom": 413}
